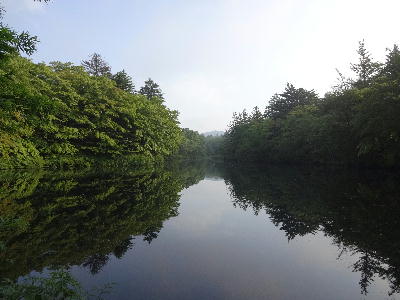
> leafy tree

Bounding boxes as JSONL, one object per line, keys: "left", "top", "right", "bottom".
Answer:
{"left": 204, "top": 135, "right": 225, "bottom": 158}
{"left": 81, "top": 53, "right": 112, "bottom": 77}
{"left": 139, "top": 78, "right": 164, "bottom": 101}
{"left": 348, "top": 44, "right": 400, "bottom": 166}
{"left": 175, "top": 128, "right": 206, "bottom": 159}
{"left": 0, "top": 28, "right": 38, "bottom": 58}
{"left": 0, "top": 7, "right": 38, "bottom": 59}
{"left": 221, "top": 42, "right": 400, "bottom": 168}
{"left": 382, "top": 44, "right": 400, "bottom": 80}
{"left": 251, "top": 106, "right": 263, "bottom": 120}
{"left": 111, "top": 69, "right": 135, "bottom": 93}
{"left": 350, "top": 40, "right": 381, "bottom": 88}
{"left": 0, "top": 10, "right": 184, "bottom": 170}
{"left": 0, "top": 56, "right": 182, "bottom": 169}
{"left": 265, "top": 83, "right": 319, "bottom": 119}
{"left": 0, "top": 270, "right": 86, "bottom": 299}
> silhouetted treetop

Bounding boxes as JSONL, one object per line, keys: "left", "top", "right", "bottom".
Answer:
{"left": 350, "top": 40, "right": 381, "bottom": 88}
{"left": 383, "top": 44, "right": 400, "bottom": 80}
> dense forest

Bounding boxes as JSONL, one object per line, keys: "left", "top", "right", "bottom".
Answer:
{"left": 221, "top": 42, "right": 400, "bottom": 167}
{"left": 129, "top": 40, "right": 400, "bottom": 169}
{"left": 0, "top": 6, "right": 185, "bottom": 170}
{"left": 0, "top": 2, "right": 223, "bottom": 170}
{"left": 3, "top": 1, "right": 399, "bottom": 169}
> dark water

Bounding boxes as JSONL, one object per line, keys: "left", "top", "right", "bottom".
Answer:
{"left": 1, "top": 162, "right": 400, "bottom": 299}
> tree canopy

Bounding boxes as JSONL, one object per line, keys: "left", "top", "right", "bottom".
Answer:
{"left": 265, "top": 83, "right": 319, "bottom": 119}
{"left": 222, "top": 42, "right": 400, "bottom": 168}
{"left": 0, "top": 4, "right": 186, "bottom": 170}
{"left": 0, "top": 55, "right": 183, "bottom": 169}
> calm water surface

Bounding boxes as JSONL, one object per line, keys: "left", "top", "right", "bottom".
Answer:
{"left": 1, "top": 163, "right": 400, "bottom": 299}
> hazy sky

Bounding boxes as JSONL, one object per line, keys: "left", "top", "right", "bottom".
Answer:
{"left": 3, "top": 0, "right": 400, "bottom": 132}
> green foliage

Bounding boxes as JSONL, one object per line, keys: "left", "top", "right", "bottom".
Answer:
{"left": 265, "top": 83, "right": 319, "bottom": 119}
{"left": 0, "top": 9, "right": 38, "bottom": 59}
{"left": 0, "top": 5, "right": 183, "bottom": 169}
{"left": 0, "top": 161, "right": 206, "bottom": 279}
{"left": 0, "top": 159, "right": 207, "bottom": 299}
{"left": 174, "top": 128, "right": 206, "bottom": 159}
{"left": 0, "top": 56, "right": 182, "bottom": 169}
{"left": 111, "top": 69, "right": 135, "bottom": 93}
{"left": 81, "top": 53, "right": 111, "bottom": 77}
{"left": 223, "top": 42, "right": 400, "bottom": 167}
{"left": 139, "top": 78, "right": 164, "bottom": 102}
{"left": 173, "top": 129, "right": 229, "bottom": 161}
{"left": 0, "top": 161, "right": 206, "bottom": 287}
{"left": 0, "top": 270, "right": 85, "bottom": 300}
{"left": 350, "top": 40, "right": 381, "bottom": 88}
{"left": 204, "top": 135, "right": 225, "bottom": 158}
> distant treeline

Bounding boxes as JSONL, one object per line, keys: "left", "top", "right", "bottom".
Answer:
{"left": 221, "top": 42, "right": 400, "bottom": 168}
{"left": 0, "top": 8, "right": 184, "bottom": 169}
{"left": 174, "top": 128, "right": 225, "bottom": 160}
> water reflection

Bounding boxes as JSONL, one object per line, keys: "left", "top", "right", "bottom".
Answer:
{"left": 0, "top": 162, "right": 205, "bottom": 280}
{"left": 1, "top": 162, "right": 400, "bottom": 298}
{"left": 222, "top": 164, "right": 400, "bottom": 296}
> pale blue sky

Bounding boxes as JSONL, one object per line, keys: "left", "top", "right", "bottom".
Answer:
{"left": 3, "top": 0, "right": 400, "bottom": 132}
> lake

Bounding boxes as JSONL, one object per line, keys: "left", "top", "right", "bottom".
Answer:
{"left": 1, "top": 162, "right": 400, "bottom": 299}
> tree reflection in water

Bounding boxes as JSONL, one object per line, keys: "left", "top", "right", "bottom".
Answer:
{"left": 0, "top": 161, "right": 206, "bottom": 280}
{"left": 1, "top": 161, "right": 400, "bottom": 297}
{"left": 222, "top": 164, "right": 400, "bottom": 296}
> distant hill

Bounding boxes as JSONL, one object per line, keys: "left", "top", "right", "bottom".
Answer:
{"left": 202, "top": 131, "right": 224, "bottom": 137}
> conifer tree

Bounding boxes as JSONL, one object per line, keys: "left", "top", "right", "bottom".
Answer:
{"left": 139, "top": 78, "right": 164, "bottom": 101}
{"left": 111, "top": 70, "right": 135, "bottom": 93}
{"left": 82, "top": 53, "right": 112, "bottom": 77}
{"left": 350, "top": 40, "right": 381, "bottom": 88}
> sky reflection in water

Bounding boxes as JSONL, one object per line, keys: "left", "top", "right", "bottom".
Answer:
{"left": 1, "top": 164, "right": 400, "bottom": 299}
